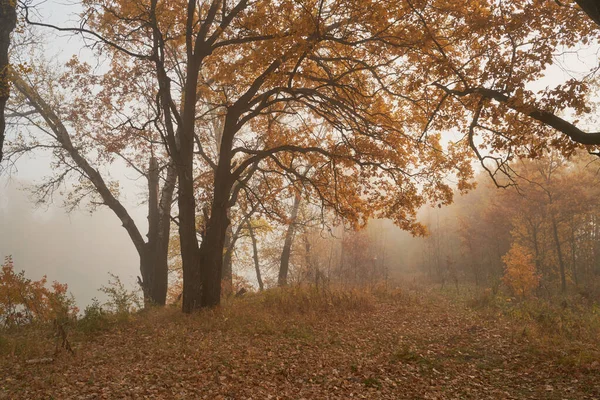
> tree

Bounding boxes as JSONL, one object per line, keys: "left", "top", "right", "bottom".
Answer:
{"left": 246, "top": 218, "right": 264, "bottom": 291}
{"left": 0, "top": 0, "right": 17, "bottom": 163}
{"left": 20, "top": 0, "right": 600, "bottom": 311}
{"left": 502, "top": 243, "right": 540, "bottom": 298}
{"left": 45, "top": 0, "right": 462, "bottom": 311}
{"left": 428, "top": 1, "right": 600, "bottom": 180}
{"left": 425, "top": 151, "right": 600, "bottom": 294}
{"left": 7, "top": 60, "right": 176, "bottom": 306}
{"left": 278, "top": 192, "right": 301, "bottom": 287}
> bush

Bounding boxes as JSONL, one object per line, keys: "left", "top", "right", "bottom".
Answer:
{"left": 0, "top": 256, "right": 78, "bottom": 329}
{"left": 78, "top": 298, "right": 109, "bottom": 334}
{"left": 100, "top": 273, "right": 142, "bottom": 316}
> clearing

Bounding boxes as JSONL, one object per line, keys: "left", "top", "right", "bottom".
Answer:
{"left": 1, "top": 288, "right": 599, "bottom": 399}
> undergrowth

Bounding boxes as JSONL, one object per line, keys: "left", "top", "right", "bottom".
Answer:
{"left": 0, "top": 286, "right": 382, "bottom": 360}
{"left": 453, "top": 284, "right": 600, "bottom": 367}
{"left": 259, "top": 286, "right": 375, "bottom": 314}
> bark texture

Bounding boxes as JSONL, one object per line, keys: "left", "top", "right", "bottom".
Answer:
{"left": 0, "top": 0, "right": 17, "bottom": 163}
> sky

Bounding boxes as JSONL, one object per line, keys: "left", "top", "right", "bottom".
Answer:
{"left": 0, "top": 179, "right": 142, "bottom": 308}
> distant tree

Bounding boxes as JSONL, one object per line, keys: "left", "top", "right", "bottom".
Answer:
{"left": 502, "top": 244, "right": 540, "bottom": 298}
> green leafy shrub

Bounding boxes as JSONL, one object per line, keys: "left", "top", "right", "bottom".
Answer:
{"left": 100, "top": 273, "right": 142, "bottom": 316}
{"left": 78, "top": 298, "right": 109, "bottom": 334}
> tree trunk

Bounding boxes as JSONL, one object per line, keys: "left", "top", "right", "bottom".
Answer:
{"left": 179, "top": 163, "right": 202, "bottom": 312}
{"left": 140, "top": 158, "right": 176, "bottom": 306}
{"left": 171, "top": 30, "right": 206, "bottom": 311}
{"left": 551, "top": 215, "right": 568, "bottom": 293}
{"left": 0, "top": 0, "right": 17, "bottom": 163}
{"left": 191, "top": 114, "right": 237, "bottom": 309}
{"left": 278, "top": 192, "right": 301, "bottom": 286}
{"left": 140, "top": 156, "right": 161, "bottom": 305}
{"left": 197, "top": 174, "right": 231, "bottom": 307}
{"left": 221, "top": 211, "right": 233, "bottom": 296}
{"left": 570, "top": 220, "right": 579, "bottom": 286}
{"left": 177, "top": 132, "right": 201, "bottom": 311}
{"left": 247, "top": 220, "right": 264, "bottom": 291}
{"left": 302, "top": 228, "right": 314, "bottom": 284}
{"left": 575, "top": 0, "right": 600, "bottom": 27}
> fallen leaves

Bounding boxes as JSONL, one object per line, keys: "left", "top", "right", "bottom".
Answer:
{"left": 1, "top": 290, "right": 599, "bottom": 399}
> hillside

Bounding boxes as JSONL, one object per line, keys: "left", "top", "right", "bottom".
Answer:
{"left": 1, "top": 288, "right": 599, "bottom": 399}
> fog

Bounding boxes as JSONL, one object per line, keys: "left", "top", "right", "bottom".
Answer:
{"left": 0, "top": 176, "right": 434, "bottom": 307}
{"left": 0, "top": 179, "right": 142, "bottom": 308}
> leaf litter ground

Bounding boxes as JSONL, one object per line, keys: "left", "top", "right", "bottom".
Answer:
{"left": 1, "top": 289, "right": 598, "bottom": 399}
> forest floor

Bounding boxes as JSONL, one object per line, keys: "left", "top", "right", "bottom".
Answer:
{"left": 1, "top": 286, "right": 599, "bottom": 399}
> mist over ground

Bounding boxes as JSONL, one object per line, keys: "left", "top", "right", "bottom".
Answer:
{"left": 0, "top": 176, "right": 436, "bottom": 307}
{"left": 0, "top": 179, "right": 141, "bottom": 308}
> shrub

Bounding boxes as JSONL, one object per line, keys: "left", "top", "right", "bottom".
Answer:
{"left": 78, "top": 298, "right": 109, "bottom": 334}
{"left": 0, "top": 256, "right": 77, "bottom": 328}
{"left": 99, "top": 273, "right": 142, "bottom": 316}
{"left": 502, "top": 244, "right": 540, "bottom": 298}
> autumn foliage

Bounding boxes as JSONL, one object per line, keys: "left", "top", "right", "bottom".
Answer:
{"left": 0, "top": 256, "right": 77, "bottom": 328}
{"left": 502, "top": 244, "right": 540, "bottom": 297}
{"left": 3, "top": 0, "right": 600, "bottom": 314}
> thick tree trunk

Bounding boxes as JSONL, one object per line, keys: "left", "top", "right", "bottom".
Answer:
{"left": 551, "top": 215, "right": 568, "bottom": 293}
{"left": 278, "top": 193, "right": 301, "bottom": 286}
{"left": 179, "top": 164, "right": 202, "bottom": 312}
{"left": 197, "top": 174, "right": 231, "bottom": 307}
{"left": 191, "top": 114, "right": 237, "bottom": 309}
{"left": 247, "top": 220, "right": 264, "bottom": 291}
{"left": 141, "top": 156, "right": 161, "bottom": 304}
{"left": 0, "top": 0, "right": 17, "bottom": 164}
{"left": 178, "top": 52, "right": 203, "bottom": 313}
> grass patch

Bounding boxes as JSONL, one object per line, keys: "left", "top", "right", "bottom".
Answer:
{"left": 259, "top": 286, "right": 375, "bottom": 315}
{"left": 0, "top": 286, "right": 380, "bottom": 362}
{"left": 362, "top": 377, "right": 381, "bottom": 389}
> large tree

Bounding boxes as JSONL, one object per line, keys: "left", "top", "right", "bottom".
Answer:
{"left": 20, "top": 0, "right": 600, "bottom": 311}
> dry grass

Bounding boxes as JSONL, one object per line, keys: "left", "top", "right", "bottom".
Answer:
{"left": 445, "top": 284, "right": 600, "bottom": 369}
{"left": 2, "top": 285, "right": 600, "bottom": 399}
{"left": 258, "top": 285, "right": 375, "bottom": 315}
